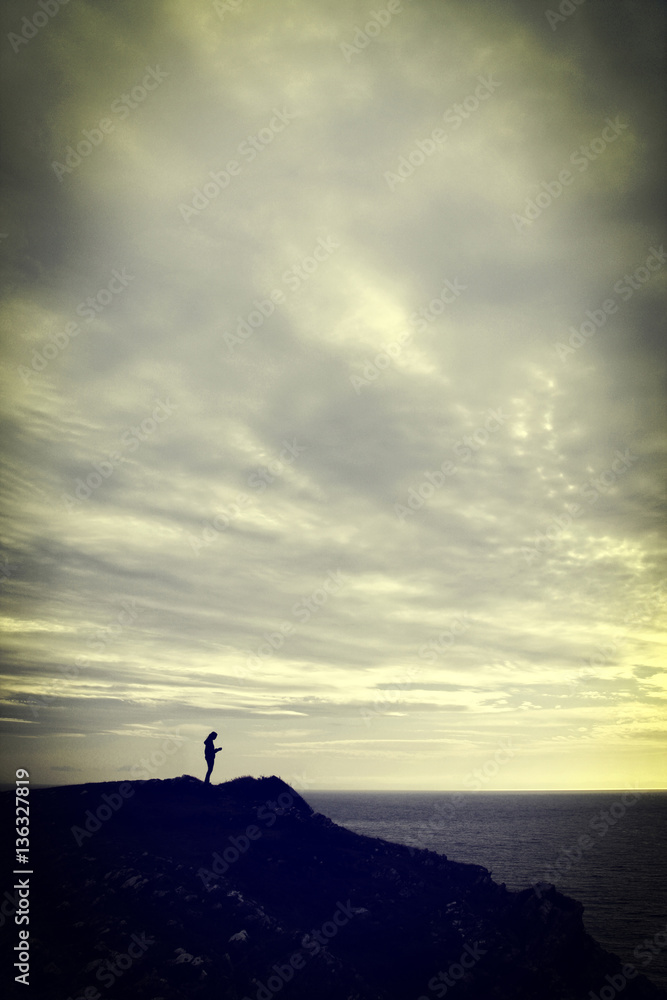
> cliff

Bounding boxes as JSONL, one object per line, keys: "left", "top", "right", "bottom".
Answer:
{"left": 2, "top": 775, "right": 664, "bottom": 999}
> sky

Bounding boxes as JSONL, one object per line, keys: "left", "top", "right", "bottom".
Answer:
{"left": 0, "top": 0, "right": 665, "bottom": 792}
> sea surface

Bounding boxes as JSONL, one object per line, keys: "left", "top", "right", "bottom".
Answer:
{"left": 305, "top": 790, "right": 667, "bottom": 992}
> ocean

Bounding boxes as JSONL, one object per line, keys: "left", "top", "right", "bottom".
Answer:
{"left": 305, "top": 790, "right": 667, "bottom": 993}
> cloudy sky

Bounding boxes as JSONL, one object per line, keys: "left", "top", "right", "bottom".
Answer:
{"left": 1, "top": 0, "right": 665, "bottom": 791}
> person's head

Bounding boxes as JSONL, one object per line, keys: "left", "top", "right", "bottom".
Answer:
{"left": 207, "top": 731, "right": 217, "bottom": 740}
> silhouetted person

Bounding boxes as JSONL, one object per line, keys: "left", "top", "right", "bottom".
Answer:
{"left": 204, "top": 731, "right": 222, "bottom": 784}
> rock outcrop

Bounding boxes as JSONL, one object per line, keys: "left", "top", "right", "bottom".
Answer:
{"left": 2, "top": 775, "right": 664, "bottom": 999}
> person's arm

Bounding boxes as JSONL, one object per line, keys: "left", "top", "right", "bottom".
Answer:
{"left": 215, "top": 747, "right": 222, "bottom": 753}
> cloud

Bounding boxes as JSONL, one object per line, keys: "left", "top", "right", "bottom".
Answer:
{"left": 0, "top": 0, "right": 665, "bottom": 790}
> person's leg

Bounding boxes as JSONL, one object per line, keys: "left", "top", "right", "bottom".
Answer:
{"left": 205, "top": 759, "right": 213, "bottom": 783}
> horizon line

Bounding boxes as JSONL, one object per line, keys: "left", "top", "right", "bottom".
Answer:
{"left": 3, "top": 779, "right": 666, "bottom": 794}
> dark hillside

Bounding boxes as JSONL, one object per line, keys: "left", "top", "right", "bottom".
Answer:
{"left": 2, "top": 775, "right": 664, "bottom": 1000}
